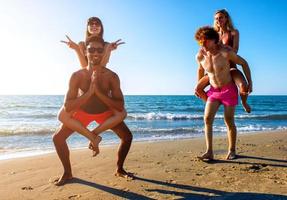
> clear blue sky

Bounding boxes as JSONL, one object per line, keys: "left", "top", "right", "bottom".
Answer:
{"left": 0, "top": 0, "right": 286, "bottom": 95}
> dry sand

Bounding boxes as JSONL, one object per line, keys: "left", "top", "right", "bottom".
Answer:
{"left": 0, "top": 131, "right": 286, "bottom": 199}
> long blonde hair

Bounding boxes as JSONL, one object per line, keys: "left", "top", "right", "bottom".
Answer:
{"left": 214, "top": 9, "right": 235, "bottom": 32}
{"left": 85, "top": 17, "right": 104, "bottom": 42}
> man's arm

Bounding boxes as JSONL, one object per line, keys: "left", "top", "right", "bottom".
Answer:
{"left": 64, "top": 72, "right": 94, "bottom": 112}
{"left": 197, "top": 63, "right": 205, "bottom": 82}
{"left": 95, "top": 73, "right": 125, "bottom": 111}
{"left": 196, "top": 52, "right": 205, "bottom": 81}
{"left": 228, "top": 51, "right": 253, "bottom": 92}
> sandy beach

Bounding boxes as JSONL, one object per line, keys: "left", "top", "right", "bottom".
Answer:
{"left": 0, "top": 130, "right": 286, "bottom": 200}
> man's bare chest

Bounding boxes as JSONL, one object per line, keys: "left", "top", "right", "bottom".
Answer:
{"left": 78, "top": 74, "right": 111, "bottom": 94}
{"left": 201, "top": 53, "right": 229, "bottom": 73}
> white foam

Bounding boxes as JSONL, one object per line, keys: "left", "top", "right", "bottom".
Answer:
{"left": 0, "top": 149, "right": 54, "bottom": 161}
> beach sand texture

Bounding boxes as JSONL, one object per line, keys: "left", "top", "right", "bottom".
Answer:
{"left": 0, "top": 131, "right": 286, "bottom": 200}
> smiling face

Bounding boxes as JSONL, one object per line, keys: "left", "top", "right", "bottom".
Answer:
{"left": 214, "top": 12, "right": 227, "bottom": 29}
{"left": 88, "top": 20, "right": 102, "bottom": 36}
{"left": 86, "top": 41, "right": 105, "bottom": 66}
{"left": 86, "top": 17, "right": 104, "bottom": 39}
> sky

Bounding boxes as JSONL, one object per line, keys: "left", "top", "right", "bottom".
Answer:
{"left": 0, "top": 0, "right": 286, "bottom": 95}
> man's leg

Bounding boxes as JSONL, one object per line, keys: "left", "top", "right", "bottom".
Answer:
{"left": 198, "top": 101, "right": 220, "bottom": 160}
{"left": 52, "top": 125, "right": 74, "bottom": 186}
{"left": 110, "top": 122, "right": 133, "bottom": 177}
{"left": 223, "top": 105, "right": 237, "bottom": 160}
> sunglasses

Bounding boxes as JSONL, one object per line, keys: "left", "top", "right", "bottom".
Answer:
{"left": 87, "top": 47, "right": 104, "bottom": 54}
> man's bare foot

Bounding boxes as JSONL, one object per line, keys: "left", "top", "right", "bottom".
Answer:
{"left": 88, "top": 136, "right": 102, "bottom": 157}
{"left": 54, "top": 173, "right": 73, "bottom": 186}
{"left": 226, "top": 151, "right": 237, "bottom": 160}
{"left": 115, "top": 169, "right": 134, "bottom": 179}
{"left": 197, "top": 151, "right": 214, "bottom": 161}
{"left": 242, "top": 101, "right": 251, "bottom": 113}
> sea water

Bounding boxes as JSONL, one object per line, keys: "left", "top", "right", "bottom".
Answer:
{"left": 0, "top": 95, "right": 286, "bottom": 160}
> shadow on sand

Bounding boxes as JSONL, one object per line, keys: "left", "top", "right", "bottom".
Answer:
{"left": 67, "top": 177, "right": 153, "bottom": 200}
{"left": 134, "top": 176, "right": 287, "bottom": 200}
{"left": 205, "top": 154, "right": 287, "bottom": 168}
{"left": 64, "top": 176, "right": 286, "bottom": 200}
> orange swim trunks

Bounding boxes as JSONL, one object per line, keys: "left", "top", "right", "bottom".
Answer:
{"left": 72, "top": 109, "right": 113, "bottom": 127}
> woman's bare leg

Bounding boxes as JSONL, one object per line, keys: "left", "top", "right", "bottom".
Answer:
{"left": 230, "top": 69, "right": 251, "bottom": 113}
{"left": 93, "top": 109, "right": 127, "bottom": 135}
{"left": 89, "top": 109, "right": 127, "bottom": 156}
{"left": 58, "top": 107, "right": 102, "bottom": 154}
{"left": 195, "top": 75, "right": 209, "bottom": 102}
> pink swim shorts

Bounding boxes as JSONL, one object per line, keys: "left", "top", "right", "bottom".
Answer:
{"left": 207, "top": 82, "right": 238, "bottom": 106}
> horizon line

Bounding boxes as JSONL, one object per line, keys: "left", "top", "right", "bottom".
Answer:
{"left": 0, "top": 94, "right": 286, "bottom": 96}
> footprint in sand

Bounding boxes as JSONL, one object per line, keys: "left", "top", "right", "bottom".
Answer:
{"left": 21, "top": 186, "right": 33, "bottom": 190}
{"left": 122, "top": 188, "right": 130, "bottom": 192}
{"left": 243, "top": 164, "right": 269, "bottom": 173}
{"left": 68, "top": 194, "right": 81, "bottom": 199}
{"left": 49, "top": 177, "right": 60, "bottom": 184}
{"left": 166, "top": 179, "right": 177, "bottom": 184}
{"left": 243, "top": 143, "right": 256, "bottom": 147}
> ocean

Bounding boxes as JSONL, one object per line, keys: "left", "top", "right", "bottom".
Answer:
{"left": 0, "top": 95, "right": 286, "bottom": 160}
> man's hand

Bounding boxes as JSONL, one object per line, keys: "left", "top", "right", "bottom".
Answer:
{"left": 199, "top": 47, "right": 207, "bottom": 56}
{"left": 61, "top": 35, "right": 79, "bottom": 50}
{"left": 87, "top": 73, "right": 97, "bottom": 96}
{"left": 91, "top": 72, "right": 102, "bottom": 96}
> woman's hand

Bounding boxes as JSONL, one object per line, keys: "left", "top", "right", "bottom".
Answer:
{"left": 61, "top": 35, "right": 79, "bottom": 50}
{"left": 100, "top": 39, "right": 125, "bottom": 67}
{"left": 108, "top": 39, "right": 125, "bottom": 51}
